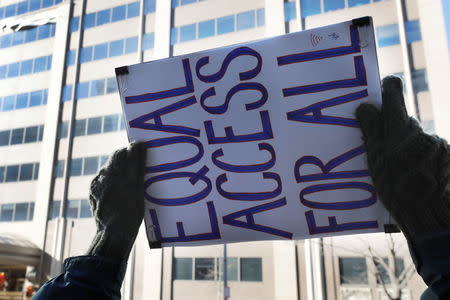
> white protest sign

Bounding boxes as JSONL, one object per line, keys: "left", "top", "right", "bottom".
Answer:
{"left": 116, "top": 18, "right": 391, "bottom": 247}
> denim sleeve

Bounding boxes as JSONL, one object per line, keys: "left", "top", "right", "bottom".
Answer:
{"left": 408, "top": 232, "right": 450, "bottom": 300}
{"left": 32, "top": 255, "right": 127, "bottom": 300}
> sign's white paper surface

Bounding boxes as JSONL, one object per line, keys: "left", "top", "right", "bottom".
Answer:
{"left": 117, "top": 19, "right": 391, "bottom": 247}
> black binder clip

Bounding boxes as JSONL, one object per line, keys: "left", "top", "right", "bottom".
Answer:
{"left": 115, "top": 65, "right": 129, "bottom": 76}
{"left": 384, "top": 224, "right": 400, "bottom": 233}
{"left": 149, "top": 241, "right": 162, "bottom": 249}
{"left": 352, "top": 16, "right": 371, "bottom": 27}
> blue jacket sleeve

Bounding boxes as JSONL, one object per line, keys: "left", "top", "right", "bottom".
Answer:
{"left": 32, "top": 255, "right": 127, "bottom": 300}
{"left": 408, "top": 232, "right": 450, "bottom": 300}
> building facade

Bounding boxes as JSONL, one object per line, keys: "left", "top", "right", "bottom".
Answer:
{"left": 0, "top": 0, "right": 449, "bottom": 299}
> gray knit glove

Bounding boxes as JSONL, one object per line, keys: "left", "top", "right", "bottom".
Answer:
{"left": 87, "top": 142, "right": 147, "bottom": 261}
{"left": 355, "top": 76, "right": 450, "bottom": 241}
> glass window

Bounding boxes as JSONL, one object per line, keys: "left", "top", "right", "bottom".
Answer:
{"left": 6, "top": 165, "right": 19, "bottom": 182}
{"left": 142, "top": 33, "right": 154, "bottom": 50}
{"left": 181, "top": 0, "right": 196, "bottom": 5}
{"left": 413, "top": 69, "right": 429, "bottom": 92}
{"left": 80, "top": 46, "right": 93, "bottom": 63}
{"left": 8, "top": 62, "right": 19, "bottom": 78}
{"left": 3, "top": 96, "right": 15, "bottom": 111}
{"left": 79, "top": 199, "right": 92, "bottom": 218}
{"left": 218, "top": 257, "right": 238, "bottom": 281}
{"left": 16, "top": 93, "right": 28, "bottom": 108}
{"left": 106, "top": 77, "right": 118, "bottom": 93}
{"left": 284, "top": 2, "right": 296, "bottom": 22}
{"left": 172, "top": 0, "right": 179, "bottom": 8}
{"left": 180, "top": 24, "right": 196, "bottom": 42}
{"left": 29, "top": 0, "right": 41, "bottom": 12}
{"left": 34, "top": 163, "right": 39, "bottom": 179}
{"left": 5, "top": 4, "right": 16, "bottom": 17}
{"left": 0, "top": 131, "right": 10, "bottom": 146}
{"left": 120, "top": 115, "right": 126, "bottom": 130}
{"left": 0, "top": 34, "right": 11, "bottom": 48}
{"left": 11, "top": 128, "right": 24, "bottom": 145}
{"left": 240, "top": 258, "right": 262, "bottom": 281}
{"left": 0, "top": 7, "right": 4, "bottom": 19}
{"left": 28, "top": 202, "right": 34, "bottom": 220}
{"left": 83, "top": 156, "right": 99, "bottom": 175}
{"left": 170, "top": 27, "right": 178, "bottom": 45}
{"left": 69, "top": 158, "right": 83, "bottom": 176}
{"left": 74, "top": 119, "right": 86, "bottom": 136}
{"left": 145, "top": 0, "right": 156, "bottom": 14}
{"left": 125, "top": 36, "right": 138, "bottom": 54}
{"left": 70, "top": 16, "right": 79, "bottom": 32}
{"left": 13, "top": 203, "right": 28, "bottom": 221}
{"left": 0, "top": 166, "right": 4, "bottom": 182}
{"left": 348, "top": 0, "right": 370, "bottom": 7}
{"left": 55, "top": 160, "right": 65, "bottom": 178}
{"left": 43, "top": 89, "right": 48, "bottom": 105}
{"left": 87, "top": 117, "right": 102, "bottom": 135}
{"left": 38, "top": 24, "right": 51, "bottom": 40}
{"left": 59, "top": 122, "right": 69, "bottom": 139}
{"left": 377, "top": 24, "right": 400, "bottom": 47}
{"left": 109, "top": 39, "right": 124, "bottom": 57}
{"left": 97, "top": 9, "right": 111, "bottom": 26}
{"left": 112, "top": 5, "right": 126, "bottom": 22}
{"left": 19, "top": 163, "right": 33, "bottom": 181}
{"left": 195, "top": 258, "right": 215, "bottom": 280}
{"left": 257, "top": 8, "right": 265, "bottom": 27}
{"left": 25, "top": 126, "right": 39, "bottom": 143}
{"left": 103, "top": 115, "right": 119, "bottom": 132}
{"left": 198, "top": 20, "right": 214, "bottom": 39}
{"left": 173, "top": 258, "right": 192, "bottom": 280}
{"left": 76, "top": 82, "right": 89, "bottom": 99}
{"left": 42, "top": 0, "right": 53, "bottom": 8}
{"left": 90, "top": 79, "right": 105, "bottom": 97}
{"left": 237, "top": 10, "right": 255, "bottom": 31}
{"left": 49, "top": 200, "right": 60, "bottom": 219}
{"left": 17, "top": 1, "right": 29, "bottom": 15}
{"left": 20, "top": 59, "right": 33, "bottom": 75}
{"left": 83, "top": 12, "right": 96, "bottom": 29}
{"left": 62, "top": 85, "right": 73, "bottom": 102}
{"left": 25, "top": 27, "right": 37, "bottom": 43}
{"left": 301, "top": 0, "right": 321, "bottom": 17}
{"left": 30, "top": 90, "right": 43, "bottom": 107}
{"left": 34, "top": 56, "right": 48, "bottom": 73}
{"left": 405, "top": 20, "right": 422, "bottom": 43}
{"left": 0, "top": 65, "right": 6, "bottom": 79}
{"left": 12, "top": 30, "right": 25, "bottom": 46}
{"left": 375, "top": 257, "right": 404, "bottom": 284}
{"left": 47, "top": 55, "right": 52, "bottom": 69}
{"left": 324, "top": 0, "right": 344, "bottom": 12}
{"left": 127, "top": 2, "right": 140, "bottom": 18}
{"left": 66, "top": 49, "right": 76, "bottom": 66}
{"left": 100, "top": 155, "right": 109, "bottom": 167}
{"left": 65, "top": 200, "right": 80, "bottom": 218}
{"left": 0, "top": 204, "right": 14, "bottom": 222}
{"left": 94, "top": 43, "right": 108, "bottom": 60}
{"left": 217, "top": 15, "right": 235, "bottom": 35}
{"left": 339, "top": 257, "right": 368, "bottom": 284}
{"left": 37, "top": 125, "right": 44, "bottom": 141}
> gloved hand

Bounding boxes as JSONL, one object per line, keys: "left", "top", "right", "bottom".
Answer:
{"left": 355, "top": 76, "right": 450, "bottom": 241}
{"left": 87, "top": 142, "right": 147, "bottom": 261}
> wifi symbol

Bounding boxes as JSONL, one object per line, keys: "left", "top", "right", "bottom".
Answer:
{"left": 310, "top": 34, "right": 323, "bottom": 47}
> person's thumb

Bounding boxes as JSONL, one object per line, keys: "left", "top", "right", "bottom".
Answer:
{"left": 355, "top": 102, "right": 382, "bottom": 142}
